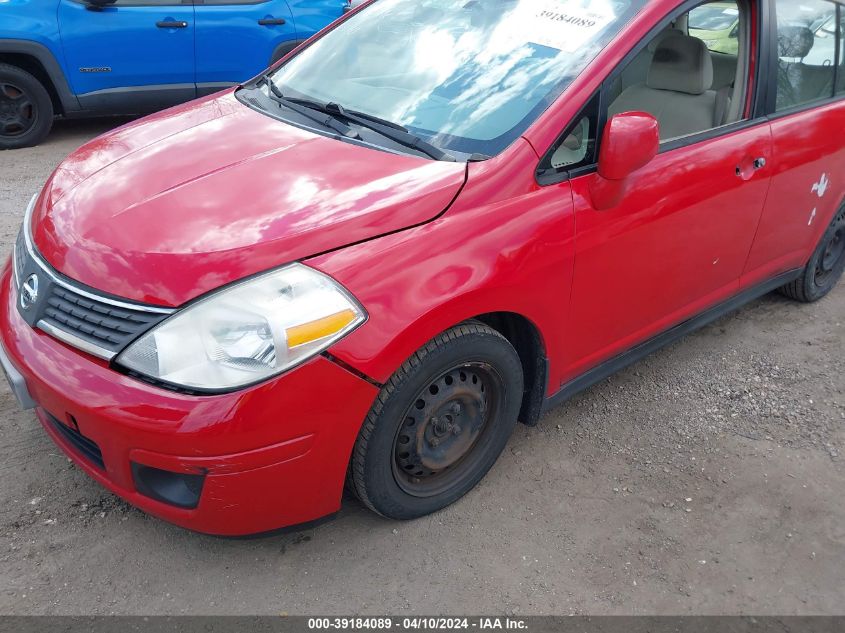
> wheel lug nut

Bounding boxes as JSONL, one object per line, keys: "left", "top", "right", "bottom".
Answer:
{"left": 452, "top": 425, "right": 461, "bottom": 435}
{"left": 451, "top": 403, "right": 461, "bottom": 414}
{"left": 430, "top": 416, "right": 439, "bottom": 425}
{"left": 430, "top": 437, "right": 440, "bottom": 447}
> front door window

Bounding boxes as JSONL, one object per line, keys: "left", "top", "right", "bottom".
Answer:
{"left": 608, "top": 0, "right": 747, "bottom": 142}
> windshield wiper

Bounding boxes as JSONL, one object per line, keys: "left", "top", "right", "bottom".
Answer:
{"left": 257, "top": 76, "right": 360, "bottom": 140}
{"left": 254, "top": 78, "right": 455, "bottom": 161}
{"left": 323, "top": 102, "right": 457, "bottom": 162}
{"left": 332, "top": 107, "right": 408, "bottom": 132}
{"left": 285, "top": 97, "right": 454, "bottom": 161}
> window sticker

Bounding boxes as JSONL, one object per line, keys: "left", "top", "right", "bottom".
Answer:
{"left": 509, "top": 0, "right": 621, "bottom": 53}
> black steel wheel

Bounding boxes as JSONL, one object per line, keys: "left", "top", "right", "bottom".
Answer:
{"left": 392, "top": 362, "right": 503, "bottom": 498}
{"left": 0, "top": 64, "right": 54, "bottom": 150}
{"left": 349, "top": 323, "right": 523, "bottom": 520}
{"left": 814, "top": 213, "right": 844, "bottom": 288}
{"left": 780, "top": 206, "right": 845, "bottom": 303}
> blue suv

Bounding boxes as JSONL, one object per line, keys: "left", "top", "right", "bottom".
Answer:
{"left": 0, "top": 0, "right": 348, "bottom": 149}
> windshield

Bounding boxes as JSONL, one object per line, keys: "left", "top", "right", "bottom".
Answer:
{"left": 266, "top": 0, "right": 643, "bottom": 157}
{"left": 689, "top": 5, "right": 739, "bottom": 32}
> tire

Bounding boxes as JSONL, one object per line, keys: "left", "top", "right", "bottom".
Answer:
{"left": 780, "top": 205, "right": 845, "bottom": 303}
{"left": 348, "top": 323, "right": 524, "bottom": 520}
{"left": 0, "top": 63, "right": 54, "bottom": 150}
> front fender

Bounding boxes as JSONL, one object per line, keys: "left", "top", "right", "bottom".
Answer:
{"left": 0, "top": 38, "right": 80, "bottom": 113}
{"left": 308, "top": 140, "right": 577, "bottom": 394}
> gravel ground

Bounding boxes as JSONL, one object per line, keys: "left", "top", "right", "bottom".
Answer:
{"left": 0, "top": 119, "right": 843, "bottom": 616}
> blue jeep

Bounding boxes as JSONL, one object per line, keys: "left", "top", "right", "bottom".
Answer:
{"left": 0, "top": 0, "right": 348, "bottom": 149}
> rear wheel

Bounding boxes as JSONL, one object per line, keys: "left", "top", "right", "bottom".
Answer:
{"left": 348, "top": 323, "right": 523, "bottom": 520}
{"left": 780, "top": 206, "right": 845, "bottom": 303}
{"left": 0, "top": 63, "right": 54, "bottom": 150}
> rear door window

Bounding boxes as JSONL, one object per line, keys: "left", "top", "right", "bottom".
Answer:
{"left": 774, "top": 0, "right": 840, "bottom": 111}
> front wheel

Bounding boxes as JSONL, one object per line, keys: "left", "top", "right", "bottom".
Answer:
{"left": 780, "top": 205, "right": 845, "bottom": 303}
{"left": 0, "top": 63, "right": 54, "bottom": 150}
{"left": 348, "top": 323, "right": 524, "bottom": 520}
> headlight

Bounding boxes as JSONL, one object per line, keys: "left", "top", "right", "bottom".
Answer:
{"left": 116, "top": 264, "right": 366, "bottom": 391}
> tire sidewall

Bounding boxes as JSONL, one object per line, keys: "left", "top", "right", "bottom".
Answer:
{"left": 802, "top": 207, "right": 845, "bottom": 301}
{"left": 0, "top": 65, "right": 54, "bottom": 150}
{"left": 360, "top": 330, "right": 523, "bottom": 520}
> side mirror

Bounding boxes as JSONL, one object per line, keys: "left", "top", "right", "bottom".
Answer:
{"left": 85, "top": 0, "right": 117, "bottom": 10}
{"left": 589, "top": 112, "right": 659, "bottom": 210}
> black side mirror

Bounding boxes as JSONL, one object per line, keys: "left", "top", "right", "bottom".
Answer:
{"left": 85, "top": 0, "right": 117, "bottom": 11}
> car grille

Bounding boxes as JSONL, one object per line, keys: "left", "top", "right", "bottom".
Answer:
{"left": 46, "top": 412, "right": 105, "bottom": 470}
{"left": 13, "top": 197, "right": 174, "bottom": 360}
{"left": 40, "top": 284, "right": 167, "bottom": 351}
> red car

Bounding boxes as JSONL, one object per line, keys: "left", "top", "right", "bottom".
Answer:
{"left": 1, "top": 0, "right": 843, "bottom": 536}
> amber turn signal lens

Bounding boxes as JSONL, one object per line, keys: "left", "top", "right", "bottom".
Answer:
{"left": 286, "top": 309, "right": 358, "bottom": 348}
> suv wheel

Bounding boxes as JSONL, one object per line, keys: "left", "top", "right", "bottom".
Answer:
{"left": 0, "top": 63, "right": 54, "bottom": 150}
{"left": 348, "top": 323, "right": 524, "bottom": 520}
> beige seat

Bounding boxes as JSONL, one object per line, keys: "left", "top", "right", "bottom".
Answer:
{"left": 610, "top": 35, "right": 725, "bottom": 140}
{"left": 607, "top": 28, "right": 686, "bottom": 104}
{"left": 710, "top": 51, "right": 738, "bottom": 91}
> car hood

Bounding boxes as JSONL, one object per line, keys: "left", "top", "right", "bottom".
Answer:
{"left": 31, "top": 92, "right": 466, "bottom": 307}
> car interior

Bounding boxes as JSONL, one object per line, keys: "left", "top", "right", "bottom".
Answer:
{"left": 550, "top": 0, "right": 748, "bottom": 170}
{"left": 550, "top": 0, "right": 845, "bottom": 172}
{"left": 607, "top": 4, "right": 746, "bottom": 136}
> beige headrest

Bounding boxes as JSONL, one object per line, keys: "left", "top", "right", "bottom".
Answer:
{"left": 647, "top": 28, "right": 686, "bottom": 53}
{"left": 648, "top": 35, "right": 714, "bottom": 95}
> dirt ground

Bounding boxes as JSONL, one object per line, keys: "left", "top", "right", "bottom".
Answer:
{"left": 0, "top": 119, "right": 843, "bottom": 616}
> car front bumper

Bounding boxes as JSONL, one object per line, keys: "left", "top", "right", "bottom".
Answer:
{"left": 0, "top": 263, "right": 379, "bottom": 536}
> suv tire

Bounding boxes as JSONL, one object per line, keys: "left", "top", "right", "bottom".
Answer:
{"left": 0, "top": 63, "right": 54, "bottom": 150}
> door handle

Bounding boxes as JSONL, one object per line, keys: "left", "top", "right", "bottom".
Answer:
{"left": 156, "top": 20, "right": 188, "bottom": 28}
{"left": 258, "top": 17, "right": 286, "bottom": 25}
{"left": 736, "top": 156, "right": 768, "bottom": 180}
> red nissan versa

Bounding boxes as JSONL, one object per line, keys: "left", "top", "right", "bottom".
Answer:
{"left": 1, "top": 0, "right": 844, "bottom": 536}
